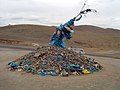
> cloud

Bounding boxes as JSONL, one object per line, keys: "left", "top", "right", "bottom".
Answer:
{"left": 0, "top": 0, "right": 120, "bottom": 29}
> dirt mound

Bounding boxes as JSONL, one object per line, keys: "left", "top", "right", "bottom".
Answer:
{"left": 8, "top": 46, "right": 102, "bottom": 76}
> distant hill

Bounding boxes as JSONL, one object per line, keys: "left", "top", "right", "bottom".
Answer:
{"left": 0, "top": 24, "right": 120, "bottom": 50}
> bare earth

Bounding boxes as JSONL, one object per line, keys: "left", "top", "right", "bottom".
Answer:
{"left": 0, "top": 48, "right": 120, "bottom": 90}
{"left": 0, "top": 25, "right": 120, "bottom": 50}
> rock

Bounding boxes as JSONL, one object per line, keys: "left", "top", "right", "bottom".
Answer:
{"left": 8, "top": 46, "right": 102, "bottom": 77}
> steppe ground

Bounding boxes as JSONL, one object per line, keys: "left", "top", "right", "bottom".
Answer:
{"left": 0, "top": 48, "right": 120, "bottom": 90}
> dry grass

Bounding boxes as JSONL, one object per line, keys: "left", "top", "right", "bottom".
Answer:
{"left": 0, "top": 24, "right": 120, "bottom": 50}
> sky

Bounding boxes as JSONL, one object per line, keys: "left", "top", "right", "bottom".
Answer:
{"left": 0, "top": 0, "right": 120, "bottom": 29}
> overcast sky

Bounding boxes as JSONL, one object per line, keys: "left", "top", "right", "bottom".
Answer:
{"left": 0, "top": 0, "right": 120, "bottom": 29}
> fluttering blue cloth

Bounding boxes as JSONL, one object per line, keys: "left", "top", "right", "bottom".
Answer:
{"left": 49, "top": 19, "right": 75, "bottom": 48}
{"left": 50, "top": 33, "right": 65, "bottom": 48}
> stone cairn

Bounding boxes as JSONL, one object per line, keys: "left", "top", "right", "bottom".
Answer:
{"left": 8, "top": 46, "right": 102, "bottom": 76}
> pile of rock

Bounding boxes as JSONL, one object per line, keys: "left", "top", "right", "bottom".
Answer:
{"left": 8, "top": 46, "right": 102, "bottom": 76}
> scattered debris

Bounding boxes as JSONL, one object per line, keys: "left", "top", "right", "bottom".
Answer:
{"left": 8, "top": 46, "right": 102, "bottom": 77}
